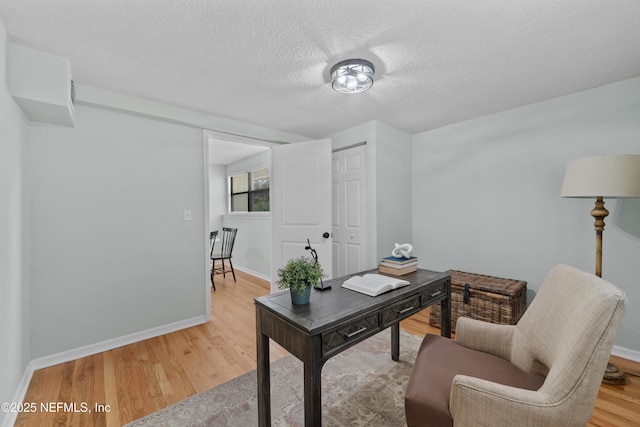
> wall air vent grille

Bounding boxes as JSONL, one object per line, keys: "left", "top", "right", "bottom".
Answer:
{"left": 70, "top": 78, "right": 76, "bottom": 109}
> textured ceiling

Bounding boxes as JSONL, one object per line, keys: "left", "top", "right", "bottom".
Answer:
{"left": 1, "top": 1, "right": 639, "bottom": 139}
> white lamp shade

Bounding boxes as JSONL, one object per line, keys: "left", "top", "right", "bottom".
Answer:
{"left": 561, "top": 154, "right": 640, "bottom": 198}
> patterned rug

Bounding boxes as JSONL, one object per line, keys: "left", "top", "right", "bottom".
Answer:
{"left": 125, "top": 329, "right": 425, "bottom": 427}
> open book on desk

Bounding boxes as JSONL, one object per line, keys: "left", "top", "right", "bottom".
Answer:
{"left": 341, "top": 273, "right": 410, "bottom": 297}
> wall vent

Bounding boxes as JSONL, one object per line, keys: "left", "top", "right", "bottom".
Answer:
{"left": 69, "top": 77, "right": 76, "bottom": 112}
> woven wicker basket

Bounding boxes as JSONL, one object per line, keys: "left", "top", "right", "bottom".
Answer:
{"left": 429, "top": 270, "right": 527, "bottom": 332}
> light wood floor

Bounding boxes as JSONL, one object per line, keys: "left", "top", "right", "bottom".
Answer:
{"left": 14, "top": 270, "right": 640, "bottom": 426}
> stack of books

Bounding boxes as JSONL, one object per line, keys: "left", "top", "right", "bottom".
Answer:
{"left": 378, "top": 256, "right": 418, "bottom": 276}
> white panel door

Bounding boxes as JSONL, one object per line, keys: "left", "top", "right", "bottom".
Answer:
{"left": 332, "top": 145, "right": 368, "bottom": 277}
{"left": 272, "top": 139, "right": 332, "bottom": 292}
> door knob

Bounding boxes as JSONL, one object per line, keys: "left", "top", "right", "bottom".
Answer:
{"left": 322, "top": 232, "right": 330, "bottom": 238}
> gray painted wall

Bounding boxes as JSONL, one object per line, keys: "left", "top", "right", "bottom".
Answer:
{"left": 0, "top": 21, "right": 31, "bottom": 425}
{"left": 411, "top": 77, "right": 640, "bottom": 352}
{"left": 29, "top": 105, "right": 207, "bottom": 358}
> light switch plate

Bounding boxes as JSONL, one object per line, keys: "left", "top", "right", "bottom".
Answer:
{"left": 183, "top": 209, "right": 192, "bottom": 221}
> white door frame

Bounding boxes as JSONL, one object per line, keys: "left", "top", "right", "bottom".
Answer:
{"left": 202, "top": 136, "right": 211, "bottom": 319}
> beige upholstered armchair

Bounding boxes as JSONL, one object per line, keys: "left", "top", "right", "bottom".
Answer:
{"left": 405, "top": 264, "right": 626, "bottom": 427}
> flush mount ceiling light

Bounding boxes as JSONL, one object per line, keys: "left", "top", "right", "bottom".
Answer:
{"left": 330, "top": 59, "right": 375, "bottom": 94}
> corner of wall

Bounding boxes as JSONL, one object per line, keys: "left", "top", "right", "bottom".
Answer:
{"left": 0, "top": 16, "right": 32, "bottom": 427}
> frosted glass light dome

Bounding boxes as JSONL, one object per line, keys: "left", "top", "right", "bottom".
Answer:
{"left": 330, "top": 59, "right": 375, "bottom": 94}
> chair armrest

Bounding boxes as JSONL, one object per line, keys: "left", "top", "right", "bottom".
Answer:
{"left": 455, "top": 317, "right": 514, "bottom": 360}
{"left": 450, "top": 375, "right": 563, "bottom": 427}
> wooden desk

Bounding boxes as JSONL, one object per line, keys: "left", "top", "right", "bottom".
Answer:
{"left": 255, "top": 269, "right": 451, "bottom": 426}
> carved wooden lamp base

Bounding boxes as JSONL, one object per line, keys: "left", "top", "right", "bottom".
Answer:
{"left": 591, "top": 197, "right": 626, "bottom": 385}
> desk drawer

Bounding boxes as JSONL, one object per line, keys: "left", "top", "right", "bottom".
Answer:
{"left": 421, "top": 280, "right": 448, "bottom": 307}
{"left": 381, "top": 295, "right": 422, "bottom": 327}
{"left": 322, "top": 312, "right": 380, "bottom": 357}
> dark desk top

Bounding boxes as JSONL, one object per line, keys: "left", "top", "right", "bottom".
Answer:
{"left": 255, "top": 268, "right": 449, "bottom": 335}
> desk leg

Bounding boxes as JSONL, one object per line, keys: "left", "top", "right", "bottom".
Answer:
{"left": 303, "top": 338, "right": 323, "bottom": 426}
{"left": 440, "top": 295, "right": 452, "bottom": 338}
{"left": 256, "top": 307, "right": 270, "bottom": 427}
{"left": 391, "top": 323, "right": 400, "bottom": 361}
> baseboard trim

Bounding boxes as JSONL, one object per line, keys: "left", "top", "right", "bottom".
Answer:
{"left": 235, "top": 265, "right": 271, "bottom": 283}
{"left": 2, "top": 367, "right": 35, "bottom": 427}
{"left": 30, "top": 315, "right": 208, "bottom": 370}
{"left": 612, "top": 345, "right": 640, "bottom": 363}
{"left": 3, "top": 315, "right": 208, "bottom": 427}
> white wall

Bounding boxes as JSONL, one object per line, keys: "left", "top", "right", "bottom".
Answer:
{"left": 29, "top": 104, "right": 207, "bottom": 358}
{"left": 328, "top": 121, "right": 413, "bottom": 266}
{"left": 373, "top": 121, "right": 413, "bottom": 257}
{"left": 222, "top": 215, "right": 272, "bottom": 279}
{"left": 221, "top": 150, "right": 272, "bottom": 278}
{"left": 0, "top": 21, "right": 31, "bottom": 426}
{"left": 209, "top": 164, "right": 227, "bottom": 233}
{"left": 412, "top": 77, "right": 640, "bottom": 353}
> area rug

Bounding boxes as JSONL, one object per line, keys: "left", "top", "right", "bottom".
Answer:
{"left": 125, "top": 329, "right": 425, "bottom": 427}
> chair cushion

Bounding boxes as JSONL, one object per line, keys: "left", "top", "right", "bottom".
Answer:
{"left": 405, "top": 334, "right": 545, "bottom": 427}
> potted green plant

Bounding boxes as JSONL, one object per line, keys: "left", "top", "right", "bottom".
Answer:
{"left": 276, "top": 256, "right": 323, "bottom": 305}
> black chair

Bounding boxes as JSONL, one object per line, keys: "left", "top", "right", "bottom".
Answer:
{"left": 210, "top": 227, "right": 238, "bottom": 288}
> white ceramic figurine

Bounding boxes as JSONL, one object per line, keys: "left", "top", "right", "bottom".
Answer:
{"left": 391, "top": 243, "right": 413, "bottom": 259}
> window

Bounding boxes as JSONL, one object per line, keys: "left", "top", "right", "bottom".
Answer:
{"left": 230, "top": 167, "right": 270, "bottom": 212}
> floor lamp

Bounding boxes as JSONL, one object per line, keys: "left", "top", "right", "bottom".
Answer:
{"left": 561, "top": 154, "right": 640, "bottom": 384}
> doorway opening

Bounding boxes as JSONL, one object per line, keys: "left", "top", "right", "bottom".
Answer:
{"left": 202, "top": 129, "right": 278, "bottom": 317}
